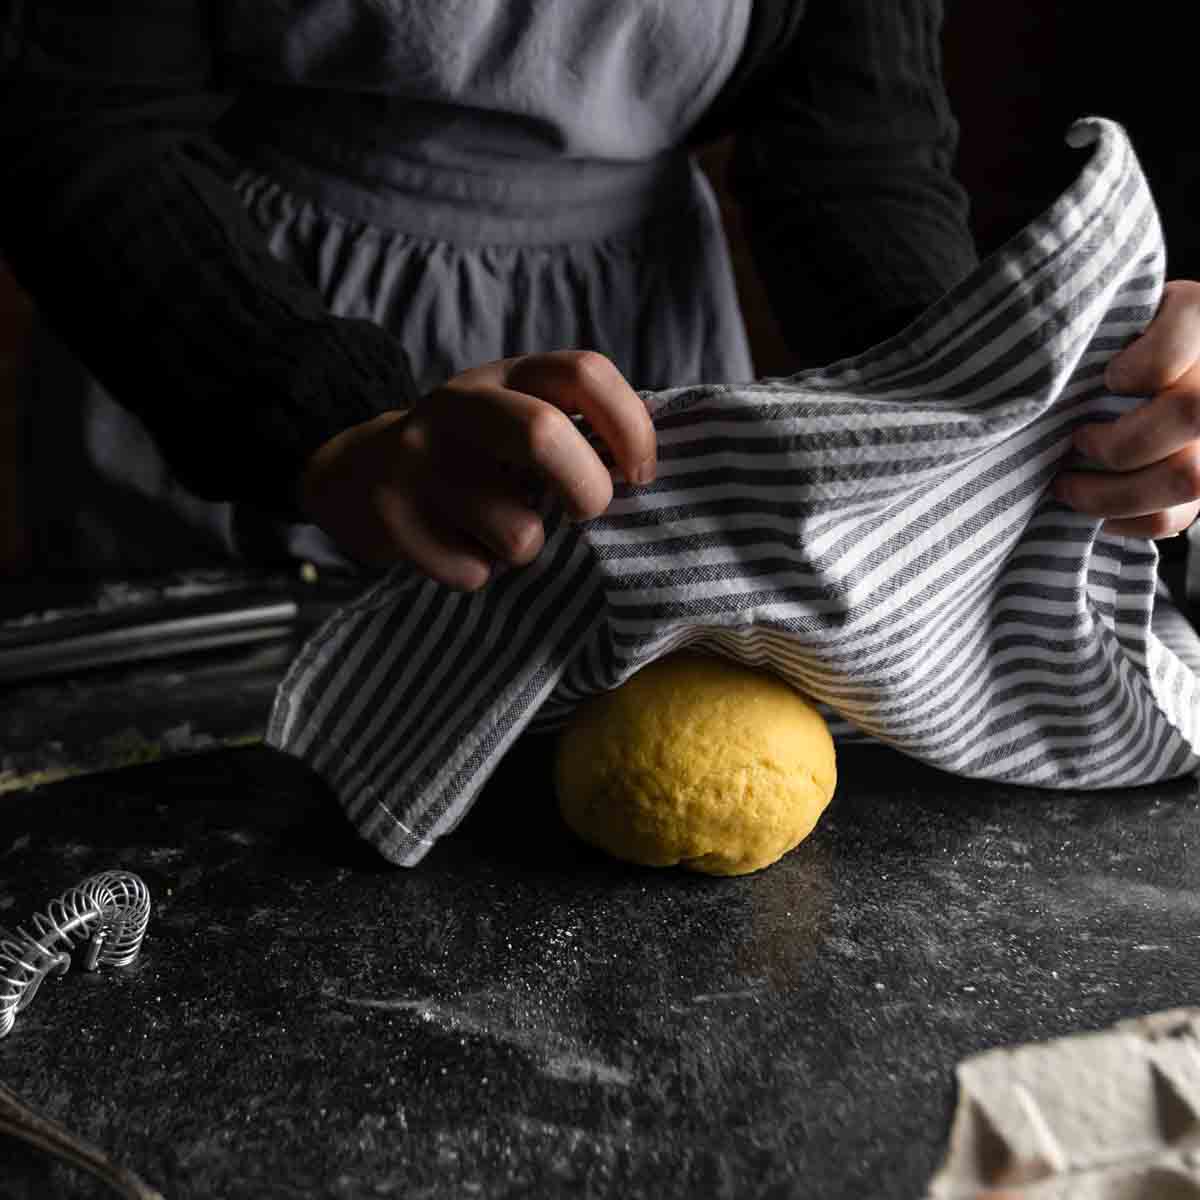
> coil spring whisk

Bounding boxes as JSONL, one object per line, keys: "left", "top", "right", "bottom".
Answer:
{"left": 0, "top": 871, "right": 150, "bottom": 1039}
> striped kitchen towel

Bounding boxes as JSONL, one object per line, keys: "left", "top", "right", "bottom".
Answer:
{"left": 268, "top": 117, "right": 1200, "bottom": 867}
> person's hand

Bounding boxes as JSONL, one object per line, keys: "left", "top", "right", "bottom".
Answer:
{"left": 298, "top": 350, "right": 656, "bottom": 590}
{"left": 1052, "top": 280, "right": 1200, "bottom": 538}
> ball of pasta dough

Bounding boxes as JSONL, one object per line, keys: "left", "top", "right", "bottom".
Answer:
{"left": 554, "top": 652, "right": 837, "bottom": 876}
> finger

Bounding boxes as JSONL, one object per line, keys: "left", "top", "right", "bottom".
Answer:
{"left": 427, "top": 350, "right": 654, "bottom": 520}
{"left": 1073, "top": 363, "right": 1200, "bottom": 470}
{"left": 494, "top": 459, "right": 546, "bottom": 507}
{"left": 436, "top": 387, "right": 613, "bottom": 520}
{"left": 430, "top": 470, "right": 546, "bottom": 567}
{"left": 299, "top": 412, "right": 496, "bottom": 589}
{"left": 369, "top": 487, "right": 493, "bottom": 591}
{"left": 1106, "top": 280, "right": 1200, "bottom": 394}
{"left": 428, "top": 381, "right": 611, "bottom": 521}
{"left": 1052, "top": 442, "right": 1200, "bottom": 518}
{"left": 1101, "top": 501, "right": 1200, "bottom": 540}
{"left": 504, "top": 350, "right": 656, "bottom": 485}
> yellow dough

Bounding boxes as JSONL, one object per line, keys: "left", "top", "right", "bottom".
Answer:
{"left": 554, "top": 652, "right": 837, "bottom": 876}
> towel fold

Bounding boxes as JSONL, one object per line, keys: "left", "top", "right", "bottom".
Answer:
{"left": 268, "top": 118, "right": 1200, "bottom": 867}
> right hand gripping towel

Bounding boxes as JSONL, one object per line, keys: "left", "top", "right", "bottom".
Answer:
{"left": 268, "top": 118, "right": 1200, "bottom": 867}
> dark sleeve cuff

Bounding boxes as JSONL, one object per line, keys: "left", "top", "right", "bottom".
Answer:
{"left": 218, "top": 316, "right": 421, "bottom": 522}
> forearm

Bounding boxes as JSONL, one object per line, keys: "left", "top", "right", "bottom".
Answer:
{"left": 730, "top": 0, "right": 978, "bottom": 366}
{"left": 1, "top": 24, "right": 418, "bottom": 515}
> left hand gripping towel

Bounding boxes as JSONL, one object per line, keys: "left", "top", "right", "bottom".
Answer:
{"left": 268, "top": 118, "right": 1200, "bottom": 866}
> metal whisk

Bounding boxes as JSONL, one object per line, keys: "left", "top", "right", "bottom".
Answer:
{"left": 0, "top": 870, "right": 150, "bottom": 1039}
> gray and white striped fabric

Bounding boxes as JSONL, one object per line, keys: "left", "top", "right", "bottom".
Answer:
{"left": 268, "top": 118, "right": 1200, "bottom": 867}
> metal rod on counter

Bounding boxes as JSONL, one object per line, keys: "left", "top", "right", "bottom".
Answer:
{"left": 0, "top": 1079, "right": 166, "bottom": 1200}
{"left": 0, "top": 599, "right": 300, "bottom": 684}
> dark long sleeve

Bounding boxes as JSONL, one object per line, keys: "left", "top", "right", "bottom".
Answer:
{"left": 726, "top": 0, "right": 978, "bottom": 367}
{"left": 0, "top": 1, "right": 418, "bottom": 517}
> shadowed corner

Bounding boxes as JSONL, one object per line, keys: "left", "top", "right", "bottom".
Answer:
{"left": 2, "top": 740, "right": 400, "bottom": 875}
{"left": 438, "top": 731, "right": 593, "bottom": 871}
{"left": 233, "top": 745, "right": 406, "bottom": 873}
{"left": 0, "top": 1137, "right": 82, "bottom": 1200}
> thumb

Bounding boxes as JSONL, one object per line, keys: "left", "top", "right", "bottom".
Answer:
{"left": 1105, "top": 280, "right": 1200, "bottom": 394}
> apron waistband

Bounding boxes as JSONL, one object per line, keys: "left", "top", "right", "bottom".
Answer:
{"left": 231, "top": 118, "right": 700, "bottom": 247}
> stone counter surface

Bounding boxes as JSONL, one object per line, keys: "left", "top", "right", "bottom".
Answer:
{"left": 1, "top": 740, "right": 1198, "bottom": 1199}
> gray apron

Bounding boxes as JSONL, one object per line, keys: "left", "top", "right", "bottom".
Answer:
{"left": 27, "top": 0, "right": 755, "bottom": 572}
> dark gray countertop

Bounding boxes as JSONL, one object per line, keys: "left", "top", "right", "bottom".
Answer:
{"left": 0, "top": 569, "right": 363, "bottom": 793}
{"left": 2, "top": 734, "right": 1199, "bottom": 1200}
